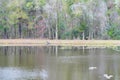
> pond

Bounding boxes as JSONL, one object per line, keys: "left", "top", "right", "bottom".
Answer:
{"left": 0, "top": 46, "right": 120, "bottom": 80}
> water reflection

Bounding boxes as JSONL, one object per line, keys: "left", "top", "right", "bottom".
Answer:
{"left": 0, "top": 67, "right": 48, "bottom": 80}
{"left": 0, "top": 47, "right": 120, "bottom": 80}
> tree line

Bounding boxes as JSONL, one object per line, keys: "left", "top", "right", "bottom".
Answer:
{"left": 0, "top": 0, "right": 120, "bottom": 39}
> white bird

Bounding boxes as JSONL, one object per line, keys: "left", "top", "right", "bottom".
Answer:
{"left": 89, "top": 67, "right": 97, "bottom": 70}
{"left": 103, "top": 74, "right": 113, "bottom": 79}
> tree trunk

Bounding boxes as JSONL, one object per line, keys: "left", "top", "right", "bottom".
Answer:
{"left": 18, "top": 23, "right": 22, "bottom": 38}
{"left": 82, "top": 31, "right": 85, "bottom": 40}
{"left": 4, "top": 28, "right": 8, "bottom": 39}
{"left": 48, "top": 26, "right": 51, "bottom": 39}
{"left": 55, "top": 0, "right": 58, "bottom": 40}
{"left": 55, "top": 20, "right": 58, "bottom": 39}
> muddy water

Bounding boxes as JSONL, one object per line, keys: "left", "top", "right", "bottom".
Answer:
{"left": 0, "top": 46, "right": 119, "bottom": 80}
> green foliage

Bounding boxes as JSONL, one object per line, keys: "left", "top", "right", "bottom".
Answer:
{"left": 62, "top": 0, "right": 73, "bottom": 15}
{"left": 26, "top": 2, "right": 34, "bottom": 8}
{"left": 72, "top": 7, "right": 83, "bottom": 17}
{"left": 72, "top": 27, "right": 79, "bottom": 38}
{"left": 63, "top": 28, "right": 79, "bottom": 39}
{"left": 107, "top": 24, "right": 120, "bottom": 39}
{"left": 0, "top": 0, "right": 119, "bottom": 39}
{"left": 117, "top": 8, "right": 120, "bottom": 15}
{"left": 106, "top": 10, "right": 112, "bottom": 16}
{"left": 107, "top": 27, "right": 115, "bottom": 38}
{"left": 0, "top": 25, "right": 4, "bottom": 31}
{"left": 78, "top": 21, "right": 87, "bottom": 32}
{"left": 33, "top": 0, "right": 46, "bottom": 7}
{"left": 7, "top": 0, "right": 25, "bottom": 10}
{"left": 79, "top": 0, "right": 90, "bottom": 3}
{"left": 39, "top": 0, "right": 46, "bottom": 6}
{"left": 8, "top": 8, "right": 28, "bottom": 24}
{"left": 57, "top": 14, "right": 66, "bottom": 39}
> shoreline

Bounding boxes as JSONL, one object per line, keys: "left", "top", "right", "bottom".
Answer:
{"left": 0, "top": 39, "right": 119, "bottom": 46}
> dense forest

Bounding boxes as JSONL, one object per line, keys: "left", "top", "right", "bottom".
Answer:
{"left": 0, "top": 0, "right": 120, "bottom": 39}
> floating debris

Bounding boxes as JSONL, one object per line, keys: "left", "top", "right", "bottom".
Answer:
{"left": 89, "top": 67, "right": 97, "bottom": 70}
{"left": 103, "top": 74, "right": 113, "bottom": 79}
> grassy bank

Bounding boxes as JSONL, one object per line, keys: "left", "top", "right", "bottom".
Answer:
{"left": 0, "top": 39, "right": 119, "bottom": 46}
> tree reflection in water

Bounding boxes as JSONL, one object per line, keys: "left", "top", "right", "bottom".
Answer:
{"left": 0, "top": 47, "right": 119, "bottom": 80}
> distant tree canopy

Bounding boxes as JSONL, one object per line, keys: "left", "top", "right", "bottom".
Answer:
{"left": 0, "top": 0, "right": 120, "bottom": 39}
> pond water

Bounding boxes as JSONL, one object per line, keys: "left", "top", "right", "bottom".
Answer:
{"left": 0, "top": 46, "right": 120, "bottom": 80}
